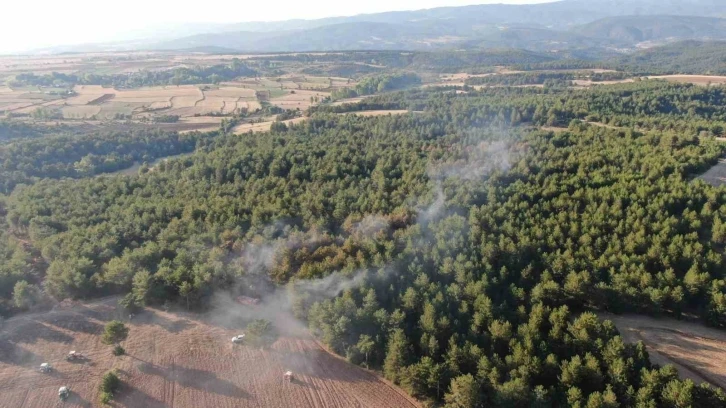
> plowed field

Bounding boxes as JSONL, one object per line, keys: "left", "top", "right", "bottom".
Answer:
{"left": 0, "top": 299, "right": 419, "bottom": 408}
{"left": 605, "top": 314, "right": 726, "bottom": 389}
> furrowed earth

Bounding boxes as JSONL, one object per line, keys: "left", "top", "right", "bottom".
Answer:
{"left": 0, "top": 299, "right": 419, "bottom": 408}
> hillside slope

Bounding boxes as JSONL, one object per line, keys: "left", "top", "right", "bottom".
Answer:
{"left": 575, "top": 15, "right": 726, "bottom": 44}
{"left": 42, "top": 0, "right": 726, "bottom": 54}
{"left": 612, "top": 40, "right": 726, "bottom": 74}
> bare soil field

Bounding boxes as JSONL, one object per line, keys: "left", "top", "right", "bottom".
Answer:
{"left": 604, "top": 313, "right": 726, "bottom": 389}
{"left": 0, "top": 86, "right": 65, "bottom": 114}
{"left": 233, "top": 117, "right": 308, "bottom": 134}
{"left": 0, "top": 299, "right": 419, "bottom": 408}
{"left": 422, "top": 82, "right": 466, "bottom": 88}
{"left": 432, "top": 70, "right": 628, "bottom": 90}
{"left": 338, "top": 110, "right": 413, "bottom": 117}
{"left": 176, "top": 116, "right": 224, "bottom": 134}
{"left": 648, "top": 75, "right": 726, "bottom": 86}
{"left": 268, "top": 90, "right": 330, "bottom": 110}
{"left": 4, "top": 77, "right": 341, "bottom": 125}
{"left": 62, "top": 105, "right": 102, "bottom": 119}
{"left": 573, "top": 79, "right": 635, "bottom": 87}
{"left": 330, "top": 97, "right": 366, "bottom": 106}
{"left": 0, "top": 53, "right": 359, "bottom": 128}
{"left": 233, "top": 121, "right": 280, "bottom": 134}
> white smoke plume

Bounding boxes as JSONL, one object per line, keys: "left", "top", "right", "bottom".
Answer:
{"left": 418, "top": 182, "right": 446, "bottom": 223}
{"left": 234, "top": 226, "right": 333, "bottom": 276}
{"left": 428, "top": 140, "right": 511, "bottom": 182}
{"left": 291, "top": 268, "right": 372, "bottom": 299}
{"left": 212, "top": 135, "right": 514, "bottom": 332}
{"left": 209, "top": 267, "right": 382, "bottom": 335}
{"left": 350, "top": 214, "right": 391, "bottom": 238}
{"left": 239, "top": 241, "right": 278, "bottom": 275}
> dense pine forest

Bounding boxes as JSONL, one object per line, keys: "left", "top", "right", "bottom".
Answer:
{"left": 0, "top": 129, "right": 210, "bottom": 194}
{"left": 2, "top": 79, "right": 726, "bottom": 406}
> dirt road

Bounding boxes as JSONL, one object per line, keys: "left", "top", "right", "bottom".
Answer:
{"left": 605, "top": 313, "right": 726, "bottom": 389}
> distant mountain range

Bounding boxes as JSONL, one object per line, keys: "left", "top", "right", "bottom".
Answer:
{"left": 575, "top": 15, "right": 726, "bottom": 44}
{"left": 30, "top": 0, "right": 726, "bottom": 55}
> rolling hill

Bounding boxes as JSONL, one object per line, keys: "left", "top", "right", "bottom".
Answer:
{"left": 612, "top": 40, "right": 726, "bottom": 74}
{"left": 575, "top": 15, "right": 726, "bottom": 44}
{"left": 28, "top": 0, "right": 726, "bottom": 55}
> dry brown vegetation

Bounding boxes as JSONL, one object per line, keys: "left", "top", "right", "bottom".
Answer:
{"left": 0, "top": 299, "right": 419, "bottom": 408}
{"left": 605, "top": 314, "right": 726, "bottom": 389}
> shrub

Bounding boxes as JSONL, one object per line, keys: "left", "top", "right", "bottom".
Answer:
{"left": 101, "top": 321, "right": 129, "bottom": 345}
{"left": 98, "top": 370, "right": 121, "bottom": 405}
{"left": 245, "top": 319, "right": 278, "bottom": 347}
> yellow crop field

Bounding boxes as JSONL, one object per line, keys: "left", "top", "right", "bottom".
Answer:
{"left": 269, "top": 89, "right": 330, "bottom": 110}
{"left": 1, "top": 55, "right": 355, "bottom": 129}
{"left": 148, "top": 100, "right": 172, "bottom": 110}
{"left": 205, "top": 87, "right": 256, "bottom": 98}
{"left": 96, "top": 102, "right": 146, "bottom": 118}
{"left": 2, "top": 102, "right": 36, "bottom": 112}
{"left": 197, "top": 97, "right": 227, "bottom": 112}
{"left": 233, "top": 117, "right": 307, "bottom": 134}
{"left": 239, "top": 100, "right": 262, "bottom": 111}
{"left": 171, "top": 95, "right": 203, "bottom": 108}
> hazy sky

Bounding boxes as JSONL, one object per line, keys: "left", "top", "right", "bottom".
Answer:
{"left": 0, "top": 0, "right": 555, "bottom": 53}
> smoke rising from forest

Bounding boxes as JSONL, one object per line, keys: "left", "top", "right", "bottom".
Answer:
{"left": 350, "top": 214, "right": 391, "bottom": 238}
{"left": 214, "top": 134, "right": 514, "bottom": 331}
{"left": 418, "top": 182, "right": 446, "bottom": 222}
{"left": 420, "top": 137, "right": 512, "bottom": 221}
{"left": 428, "top": 140, "right": 511, "bottom": 181}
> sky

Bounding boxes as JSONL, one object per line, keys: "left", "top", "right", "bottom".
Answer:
{"left": 0, "top": 0, "right": 556, "bottom": 53}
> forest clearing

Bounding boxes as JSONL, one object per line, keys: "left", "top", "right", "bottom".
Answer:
{"left": 698, "top": 158, "right": 726, "bottom": 187}
{"left": 607, "top": 314, "right": 726, "bottom": 390}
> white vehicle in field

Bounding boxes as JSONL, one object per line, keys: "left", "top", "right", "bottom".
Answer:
{"left": 232, "top": 334, "right": 246, "bottom": 343}
{"left": 39, "top": 363, "right": 52, "bottom": 373}
{"left": 58, "top": 386, "right": 70, "bottom": 401}
{"left": 66, "top": 350, "right": 84, "bottom": 361}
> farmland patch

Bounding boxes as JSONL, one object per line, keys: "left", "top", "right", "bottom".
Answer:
{"left": 0, "top": 299, "right": 419, "bottom": 408}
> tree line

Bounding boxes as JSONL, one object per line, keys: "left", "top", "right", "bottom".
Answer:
{"left": 331, "top": 73, "right": 421, "bottom": 99}
{"left": 8, "top": 60, "right": 257, "bottom": 89}
{"left": 0, "top": 128, "right": 212, "bottom": 194}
